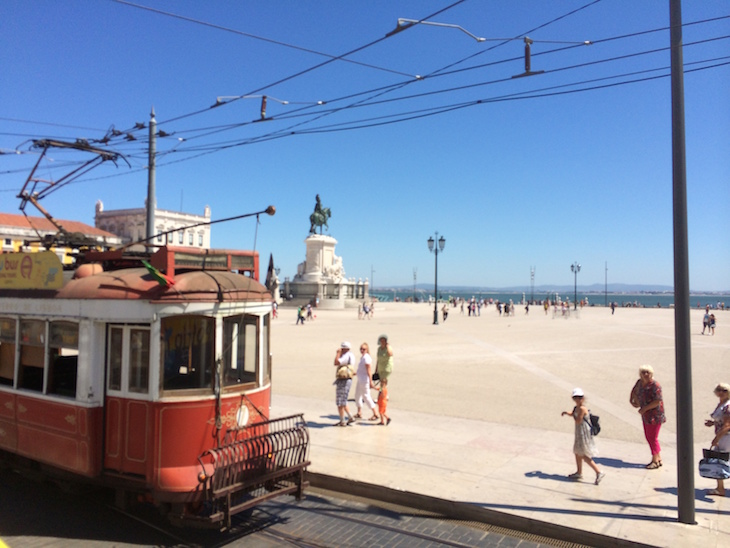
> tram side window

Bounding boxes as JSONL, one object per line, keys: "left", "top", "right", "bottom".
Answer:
{"left": 108, "top": 327, "right": 123, "bottom": 391}
{"left": 161, "top": 316, "right": 214, "bottom": 391}
{"left": 47, "top": 321, "right": 78, "bottom": 398}
{"left": 262, "top": 314, "right": 270, "bottom": 384}
{"left": 18, "top": 320, "right": 45, "bottom": 392}
{"left": 0, "top": 318, "right": 17, "bottom": 386}
{"left": 129, "top": 329, "right": 149, "bottom": 393}
{"left": 222, "top": 315, "right": 258, "bottom": 387}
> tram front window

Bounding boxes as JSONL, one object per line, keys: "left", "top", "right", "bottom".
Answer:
{"left": 222, "top": 315, "right": 258, "bottom": 387}
{"left": 161, "top": 315, "right": 214, "bottom": 391}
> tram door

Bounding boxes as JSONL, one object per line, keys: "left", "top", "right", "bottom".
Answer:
{"left": 104, "top": 325, "right": 151, "bottom": 476}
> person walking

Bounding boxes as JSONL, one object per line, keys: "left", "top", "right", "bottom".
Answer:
{"left": 631, "top": 365, "right": 666, "bottom": 468}
{"left": 561, "top": 388, "right": 605, "bottom": 484}
{"left": 442, "top": 305, "right": 449, "bottom": 322}
{"left": 353, "top": 342, "right": 379, "bottom": 421}
{"left": 333, "top": 342, "right": 356, "bottom": 426}
{"left": 375, "top": 334, "right": 393, "bottom": 425}
{"left": 704, "top": 383, "right": 730, "bottom": 496}
{"left": 296, "top": 306, "right": 305, "bottom": 325}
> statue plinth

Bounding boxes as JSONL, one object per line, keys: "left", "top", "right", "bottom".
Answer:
{"left": 295, "top": 234, "right": 342, "bottom": 282}
{"left": 288, "top": 234, "right": 367, "bottom": 308}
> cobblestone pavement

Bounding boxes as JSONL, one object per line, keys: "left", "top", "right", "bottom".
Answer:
{"left": 0, "top": 467, "right": 576, "bottom": 547}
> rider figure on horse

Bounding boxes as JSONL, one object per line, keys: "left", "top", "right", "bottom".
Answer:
{"left": 309, "top": 194, "right": 331, "bottom": 234}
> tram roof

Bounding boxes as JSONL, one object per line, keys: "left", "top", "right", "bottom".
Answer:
{"left": 0, "top": 246, "right": 271, "bottom": 303}
{"left": 57, "top": 267, "right": 271, "bottom": 302}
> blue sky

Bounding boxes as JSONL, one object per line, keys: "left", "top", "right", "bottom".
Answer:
{"left": 1, "top": 1, "right": 728, "bottom": 291}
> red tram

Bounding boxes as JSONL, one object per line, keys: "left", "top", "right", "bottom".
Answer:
{"left": 0, "top": 246, "right": 309, "bottom": 528}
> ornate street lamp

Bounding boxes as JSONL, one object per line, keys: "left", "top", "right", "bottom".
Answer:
{"left": 571, "top": 262, "right": 581, "bottom": 310}
{"left": 427, "top": 233, "right": 446, "bottom": 325}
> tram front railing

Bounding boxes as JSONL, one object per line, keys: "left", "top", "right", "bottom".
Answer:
{"left": 194, "top": 413, "right": 310, "bottom": 529}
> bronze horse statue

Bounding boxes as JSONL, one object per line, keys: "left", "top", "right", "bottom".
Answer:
{"left": 309, "top": 194, "right": 331, "bottom": 234}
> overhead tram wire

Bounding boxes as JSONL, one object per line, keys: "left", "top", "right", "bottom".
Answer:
{"left": 111, "top": 0, "right": 469, "bottom": 127}
{"left": 67, "top": 53, "right": 730, "bottom": 178}
{"left": 78, "top": 26, "right": 730, "bottom": 164}
{"left": 143, "top": 26, "right": 730, "bottom": 155}
{"left": 421, "top": 0, "right": 604, "bottom": 78}
{"left": 96, "top": 5, "right": 729, "bottom": 146}
{"left": 135, "top": 0, "right": 473, "bottom": 150}
{"left": 33, "top": 8, "right": 729, "bottom": 183}
{"left": 156, "top": 53, "right": 730, "bottom": 150}
{"left": 102, "top": 11, "right": 730, "bottom": 149}
{"left": 147, "top": 0, "right": 599, "bottom": 155}
{"left": 157, "top": 0, "right": 608, "bottom": 150}
{"left": 108, "top": 0, "right": 468, "bottom": 129}
{"left": 277, "top": 60, "right": 730, "bottom": 136}
{"left": 111, "top": 0, "right": 418, "bottom": 79}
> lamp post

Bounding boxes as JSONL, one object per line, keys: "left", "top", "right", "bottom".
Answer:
{"left": 413, "top": 268, "right": 417, "bottom": 302}
{"left": 571, "top": 262, "right": 581, "bottom": 310}
{"left": 530, "top": 266, "right": 535, "bottom": 304}
{"left": 427, "top": 232, "right": 445, "bottom": 325}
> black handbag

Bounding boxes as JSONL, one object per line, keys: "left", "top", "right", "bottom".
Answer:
{"left": 372, "top": 371, "right": 380, "bottom": 382}
{"left": 699, "top": 448, "right": 730, "bottom": 479}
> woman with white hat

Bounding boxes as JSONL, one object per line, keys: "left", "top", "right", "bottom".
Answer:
{"left": 333, "top": 341, "right": 356, "bottom": 426}
{"left": 562, "top": 388, "right": 605, "bottom": 484}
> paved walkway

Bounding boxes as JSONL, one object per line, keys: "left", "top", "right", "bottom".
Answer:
{"left": 271, "top": 302, "right": 730, "bottom": 547}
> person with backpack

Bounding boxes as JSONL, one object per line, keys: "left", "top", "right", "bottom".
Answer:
{"left": 562, "top": 388, "right": 605, "bottom": 485}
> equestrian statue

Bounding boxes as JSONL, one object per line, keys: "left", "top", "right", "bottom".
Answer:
{"left": 309, "top": 194, "right": 331, "bottom": 234}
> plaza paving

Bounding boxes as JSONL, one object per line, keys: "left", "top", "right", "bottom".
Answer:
{"left": 271, "top": 301, "right": 730, "bottom": 547}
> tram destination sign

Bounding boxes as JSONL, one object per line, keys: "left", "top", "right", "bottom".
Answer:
{"left": 0, "top": 251, "right": 63, "bottom": 290}
{"left": 173, "top": 251, "right": 255, "bottom": 271}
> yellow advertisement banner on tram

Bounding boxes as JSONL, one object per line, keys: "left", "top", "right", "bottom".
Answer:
{"left": 0, "top": 251, "right": 63, "bottom": 290}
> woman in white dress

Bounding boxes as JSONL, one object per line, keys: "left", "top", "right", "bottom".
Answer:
{"left": 562, "top": 388, "right": 605, "bottom": 485}
{"left": 353, "top": 342, "right": 378, "bottom": 421}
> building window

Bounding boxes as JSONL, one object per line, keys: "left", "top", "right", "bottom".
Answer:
{"left": 178, "top": 231, "right": 184, "bottom": 244}
{"left": 188, "top": 232, "right": 193, "bottom": 245}
{"left": 198, "top": 233, "right": 204, "bottom": 247}
{"left": 4, "top": 238, "right": 11, "bottom": 246}
{"left": 167, "top": 233, "right": 173, "bottom": 244}
{"left": 157, "top": 234, "right": 163, "bottom": 243}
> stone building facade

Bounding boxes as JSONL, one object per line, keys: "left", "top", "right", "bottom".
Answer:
{"left": 94, "top": 201, "right": 211, "bottom": 249}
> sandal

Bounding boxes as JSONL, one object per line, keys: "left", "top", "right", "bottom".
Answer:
{"left": 353, "top": 414, "right": 362, "bottom": 419}
{"left": 368, "top": 416, "right": 379, "bottom": 421}
{"left": 646, "top": 461, "right": 661, "bottom": 469}
{"left": 708, "top": 489, "right": 725, "bottom": 496}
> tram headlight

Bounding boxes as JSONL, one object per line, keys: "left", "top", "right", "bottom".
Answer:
{"left": 236, "top": 405, "right": 250, "bottom": 427}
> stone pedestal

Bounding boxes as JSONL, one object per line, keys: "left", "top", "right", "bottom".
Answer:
{"left": 287, "top": 234, "right": 368, "bottom": 309}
